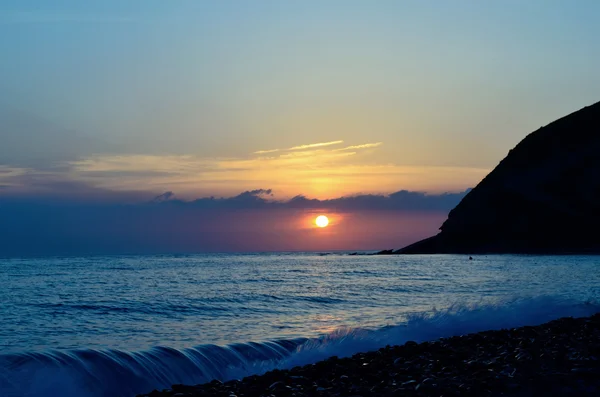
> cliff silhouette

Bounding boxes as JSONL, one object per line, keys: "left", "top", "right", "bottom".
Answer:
{"left": 398, "top": 100, "right": 600, "bottom": 254}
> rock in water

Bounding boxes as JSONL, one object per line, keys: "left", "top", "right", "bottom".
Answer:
{"left": 399, "top": 100, "right": 600, "bottom": 254}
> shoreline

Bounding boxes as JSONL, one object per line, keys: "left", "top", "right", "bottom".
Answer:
{"left": 138, "top": 313, "right": 600, "bottom": 397}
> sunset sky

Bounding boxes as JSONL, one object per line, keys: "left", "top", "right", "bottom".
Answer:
{"left": 2, "top": 1, "right": 600, "bottom": 254}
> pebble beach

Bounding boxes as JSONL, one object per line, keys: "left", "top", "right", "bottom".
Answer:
{"left": 139, "top": 313, "right": 600, "bottom": 397}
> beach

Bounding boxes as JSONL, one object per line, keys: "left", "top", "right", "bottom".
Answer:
{"left": 139, "top": 313, "right": 600, "bottom": 397}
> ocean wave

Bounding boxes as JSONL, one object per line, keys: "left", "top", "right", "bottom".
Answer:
{"left": 1, "top": 295, "right": 598, "bottom": 397}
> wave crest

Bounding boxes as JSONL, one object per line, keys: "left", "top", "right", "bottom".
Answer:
{"left": 1, "top": 296, "right": 598, "bottom": 397}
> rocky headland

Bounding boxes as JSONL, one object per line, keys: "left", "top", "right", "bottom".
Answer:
{"left": 397, "top": 100, "right": 600, "bottom": 254}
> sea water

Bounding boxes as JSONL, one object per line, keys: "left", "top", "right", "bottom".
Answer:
{"left": 1, "top": 253, "right": 599, "bottom": 397}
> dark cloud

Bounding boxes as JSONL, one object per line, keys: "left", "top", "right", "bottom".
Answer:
{"left": 0, "top": 186, "right": 468, "bottom": 257}
{"left": 288, "top": 190, "right": 471, "bottom": 211}
{"left": 152, "top": 191, "right": 175, "bottom": 203}
{"left": 0, "top": 180, "right": 469, "bottom": 210}
{"left": 175, "top": 188, "right": 276, "bottom": 209}
{"left": 154, "top": 188, "right": 469, "bottom": 211}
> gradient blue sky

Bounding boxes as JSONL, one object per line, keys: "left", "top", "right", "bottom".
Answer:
{"left": 3, "top": 0, "right": 600, "bottom": 199}
{"left": 1, "top": 1, "right": 600, "bottom": 253}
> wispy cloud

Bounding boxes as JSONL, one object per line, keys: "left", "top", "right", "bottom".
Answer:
{"left": 0, "top": 166, "right": 29, "bottom": 185}
{"left": 64, "top": 151, "right": 487, "bottom": 200}
{"left": 288, "top": 140, "right": 344, "bottom": 151}
{"left": 335, "top": 142, "right": 383, "bottom": 151}
{"left": 1, "top": 138, "right": 487, "bottom": 200}
{"left": 253, "top": 140, "right": 344, "bottom": 155}
{"left": 253, "top": 149, "right": 280, "bottom": 154}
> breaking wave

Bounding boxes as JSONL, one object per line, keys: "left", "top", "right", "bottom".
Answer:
{"left": 1, "top": 296, "right": 598, "bottom": 397}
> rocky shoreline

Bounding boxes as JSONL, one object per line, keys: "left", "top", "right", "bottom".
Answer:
{"left": 138, "top": 314, "right": 600, "bottom": 397}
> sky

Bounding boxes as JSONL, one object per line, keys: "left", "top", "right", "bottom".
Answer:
{"left": 1, "top": 1, "right": 600, "bottom": 255}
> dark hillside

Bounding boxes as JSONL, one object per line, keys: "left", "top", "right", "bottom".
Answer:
{"left": 398, "top": 101, "right": 600, "bottom": 254}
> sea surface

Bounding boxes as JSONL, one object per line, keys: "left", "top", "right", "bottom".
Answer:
{"left": 1, "top": 253, "right": 600, "bottom": 397}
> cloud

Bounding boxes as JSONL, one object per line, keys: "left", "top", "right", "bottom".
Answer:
{"left": 0, "top": 171, "right": 152, "bottom": 203}
{"left": 0, "top": 166, "right": 28, "bottom": 179}
{"left": 288, "top": 140, "right": 344, "bottom": 151}
{"left": 335, "top": 142, "right": 383, "bottom": 151}
{"left": 0, "top": 176, "right": 469, "bottom": 211}
{"left": 245, "top": 188, "right": 273, "bottom": 196}
{"left": 253, "top": 140, "right": 378, "bottom": 161}
{"left": 253, "top": 140, "right": 344, "bottom": 155}
{"left": 253, "top": 149, "right": 280, "bottom": 154}
{"left": 0, "top": 187, "right": 466, "bottom": 256}
{"left": 148, "top": 188, "right": 469, "bottom": 211}
{"left": 152, "top": 191, "right": 175, "bottom": 203}
{"left": 0, "top": 127, "right": 487, "bottom": 201}
{"left": 2, "top": 148, "right": 487, "bottom": 201}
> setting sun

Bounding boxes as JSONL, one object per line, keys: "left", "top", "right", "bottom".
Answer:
{"left": 315, "top": 215, "right": 329, "bottom": 228}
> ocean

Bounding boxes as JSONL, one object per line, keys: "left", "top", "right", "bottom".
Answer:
{"left": 1, "top": 253, "right": 599, "bottom": 397}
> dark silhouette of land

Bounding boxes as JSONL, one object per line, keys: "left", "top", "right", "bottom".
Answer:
{"left": 394, "top": 100, "right": 600, "bottom": 254}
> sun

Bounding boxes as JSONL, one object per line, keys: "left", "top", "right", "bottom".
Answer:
{"left": 315, "top": 215, "right": 329, "bottom": 228}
